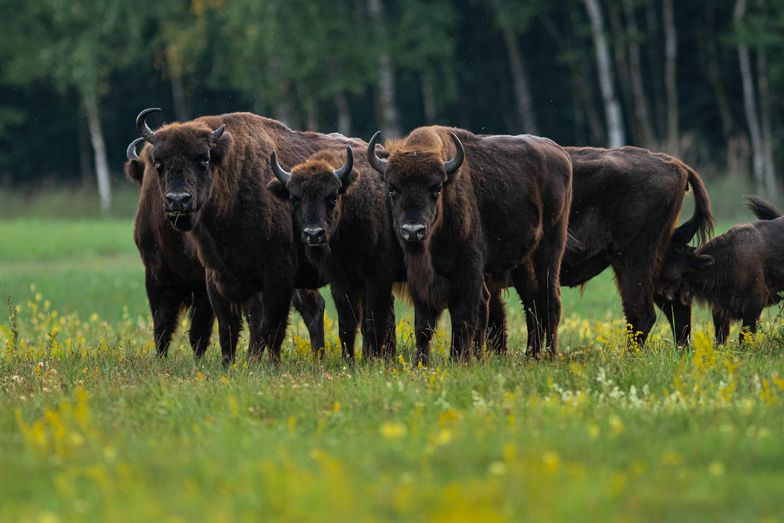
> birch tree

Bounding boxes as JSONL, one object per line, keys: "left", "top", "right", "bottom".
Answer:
{"left": 663, "top": 0, "right": 679, "bottom": 154}
{"left": 734, "top": 0, "right": 771, "bottom": 192}
{"left": 582, "top": 0, "right": 626, "bottom": 147}
{"left": 367, "top": 0, "right": 401, "bottom": 137}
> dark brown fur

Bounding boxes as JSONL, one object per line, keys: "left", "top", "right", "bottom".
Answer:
{"left": 376, "top": 127, "right": 572, "bottom": 362}
{"left": 125, "top": 144, "right": 326, "bottom": 361}
{"left": 559, "top": 146, "right": 713, "bottom": 345}
{"left": 124, "top": 148, "right": 215, "bottom": 358}
{"left": 267, "top": 149, "right": 403, "bottom": 360}
{"left": 128, "top": 112, "right": 357, "bottom": 363}
{"left": 659, "top": 196, "right": 784, "bottom": 344}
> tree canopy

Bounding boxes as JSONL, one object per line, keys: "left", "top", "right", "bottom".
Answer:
{"left": 0, "top": 0, "right": 782, "bottom": 200}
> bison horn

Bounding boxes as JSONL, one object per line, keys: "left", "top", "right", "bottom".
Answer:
{"left": 367, "top": 131, "right": 388, "bottom": 174}
{"left": 269, "top": 151, "right": 291, "bottom": 185}
{"left": 136, "top": 107, "right": 161, "bottom": 143}
{"left": 443, "top": 132, "right": 465, "bottom": 175}
{"left": 126, "top": 137, "right": 144, "bottom": 161}
{"left": 209, "top": 124, "right": 225, "bottom": 142}
{"left": 334, "top": 146, "right": 353, "bottom": 184}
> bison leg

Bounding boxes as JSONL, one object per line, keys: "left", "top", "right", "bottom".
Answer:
{"left": 486, "top": 287, "right": 508, "bottom": 354}
{"left": 292, "top": 289, "right": 326, "bottom": 357}
{"left": 532, "top": 238, "right": 565, "bottom": 356}
{"left": 511, "top": 264, "right": 545, "bottom": 358}
{"left": 712, "top": 308, "right": 731, "bottom": 345}
{"left": 448, "top": 277, "right": 482, "bottom": 362}
{"left": 739, "top": 304, "right": 762, "bottom": 344}
{"left": 654, "top": 293, "right": 691, "bottom": 346}
{"left": 259, "top": 276, "right": 294, "bottom": 365}
{"left": 206, "top": 279, "right": 242, "bottom": 366}
{"left": 412, "top": 294, "right": 440, "bottom": 366}
{"left": 188, "top": 288, "right": 215, "bottom": 359}
{"left": 331, "top": 286, "right": 361, "bottom": 361}
{"left": 614, "top": 267, "right": 657, "bottom": 347}
{"left": 362, "top": 281, "right": 396, "bottom": 360}
{"left": 145, "top": 275, "right": 185, "bottom": 358}
{"left": 246, "top": 295, "right": 265, "bottom": 359}
{"left": 472, "top": 282, "right": 491, "bottom": 359}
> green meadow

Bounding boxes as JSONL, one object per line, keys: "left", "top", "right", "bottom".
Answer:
{"left": 1, "top": 185, "right": 783, "bottom": 522}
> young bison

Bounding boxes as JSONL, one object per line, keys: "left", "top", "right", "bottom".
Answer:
{"left": 658, "top": 196, "right": 784, "bottom": 344}
{"left": 368, "top": 127, "right": 572, "bottom": 362}
{"left": 266, "top": 146, "right": 403, "bottom": 360}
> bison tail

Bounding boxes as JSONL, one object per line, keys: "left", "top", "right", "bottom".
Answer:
{"left": 671, "top": 166, "right": 714, "bottom": 246}
{"left": 746, "top": 195, "right": 781, "bottom": 221}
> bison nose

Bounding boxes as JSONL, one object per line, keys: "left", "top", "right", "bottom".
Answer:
{"left": 400, "top": 223, "right": 426, "bottom": 242}
{"left": 302, "top": 227, "right": 326, "bottom": 245}
{"left": 165, "top": 192, "right": 193, "bottom": 212}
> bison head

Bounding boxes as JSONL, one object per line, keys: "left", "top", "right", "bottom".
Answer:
{"left": 134, "top": 108, "right": 231, "bottom": 232}
{"left": 367, "top": 131, "right": 464, "bottom": 247}
{"left": 658, "top": 242, "right": 714, "bottom": 304}
{"left": 267, "top": 147, "right": 354, "bottom": 248}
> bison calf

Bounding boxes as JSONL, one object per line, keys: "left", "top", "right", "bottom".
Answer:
{"left": 658, "top": 196, "right": 784, "bottom": 344}
{"left": 267, "top": 146, "right": 403, "bottom": 360}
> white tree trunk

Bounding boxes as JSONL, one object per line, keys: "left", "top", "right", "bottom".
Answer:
{"left": 334, "top": 93, "right": 351, "bottom": 136}
{"left": 734, "top": 0, "right": 766, "bottom": 190}
{"left": 494, "top": 0, "right": 538, "bottom": 133}
{"left": 170, "top": 69, "right": 189, "bottom": 121}
{"left": 83, "top": 92, "right": 111, "bottom": 214}
{"left": 663, "top": 0, "right": 679, "bottom": 153}
{"left": 366, "top": 0, "right": 401, "bottom": 137}
{"left": 421, "top": 73, "right": 437, "bottom": 123}
{"left": 582, "top": 0, "right": 625, "bottom": 147}
{"left": 623, "top": 0, "right": 654, "bottom": 146}
{"left": 756, "top": 48, "right": 776, "bottom": 194}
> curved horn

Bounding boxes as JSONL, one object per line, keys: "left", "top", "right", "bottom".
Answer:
{"left": 443, "top": 132, "right": 465, "bottom": 175}
{"left": 209, "top": 124, "right": 225, "bottom": 142}
{"left": 333, "top": 146, "right": 354, "bottom": 184}
{"left": 136, "top": 107, "right": 161, "bottom": 143}
{"left": 366, "top": 131, "right": 388, "bottom": 174}
{"left": 126, "top": 137, "right": 144, "bottom": 161}
{"left": 269, "top": 151, "right": 291, "bottom": 185}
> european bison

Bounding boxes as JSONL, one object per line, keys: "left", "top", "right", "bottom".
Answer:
{"left": 267, "top": 146, "right": 403, "bottom": 360}
{"left": 658, "top": 196, "right": 784, "bottom": 345}
{"left": 560, "top": 147, "right": 713, "bottom": 345}
{"left": 131, "top": 108, "right": 367, "bottom": 364}
{"left": 367, "top": 127, "right": 572, "bottom": 362}
{"left": 126, "top": 136, "right": 326, "bottom": 360}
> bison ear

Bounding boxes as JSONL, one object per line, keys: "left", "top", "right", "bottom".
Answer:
{"left": 208, "top": 130, "right": 233, "bottom": 164}
{"left": 266, "top": 179, "right": 290, "bottom": 200}
{"left": 689, "top": 254, "right": 714, "bottom": 271}
{"left": 124, "top": 159, "right": 144, "bottom": 184}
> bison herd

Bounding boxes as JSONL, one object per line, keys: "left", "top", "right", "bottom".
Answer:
{"left": 124, "top": 108, "right": 780, "bottom": 365}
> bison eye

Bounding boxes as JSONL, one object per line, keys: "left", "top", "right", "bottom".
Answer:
{"left": 326, "top": 194, "right": 338, "bottom": 208}
{"left": 389, "top": 186, "right": 399, "bottom": 198}
{"left": 429, "top": 184, "right": 443, "bottom": 200}
{"left": 289, "top": 195, "right": 301, "bottom": 204}
{"left": 154, "top": 161, "right": 162, "bottom": 170}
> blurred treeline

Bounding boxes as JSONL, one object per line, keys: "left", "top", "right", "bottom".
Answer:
{"left": 0, "top": 0, "right": 782, "bottom": 212}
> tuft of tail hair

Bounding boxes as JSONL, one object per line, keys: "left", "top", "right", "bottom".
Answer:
{"left": 746, "top": 195, "right": 781, "bottom": 221}
{"left": 671, "top": 165, "right": 714, "bottom": 246}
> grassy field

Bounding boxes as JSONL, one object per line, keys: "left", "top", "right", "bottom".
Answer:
{"left": 2, "top": 185, "right": 784, "bottom": 521}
